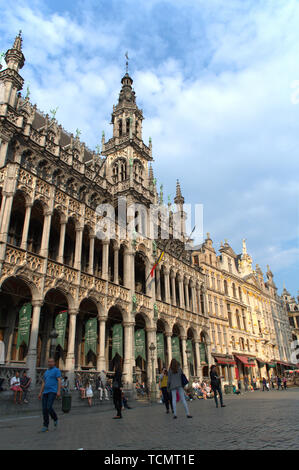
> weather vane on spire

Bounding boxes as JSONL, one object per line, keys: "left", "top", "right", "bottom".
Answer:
{"left": 125, "top": 51, "right": 129, "bottom": 73}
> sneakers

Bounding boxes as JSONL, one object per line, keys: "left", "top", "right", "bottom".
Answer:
{"left": 221, "top": 405, "right": 226, "bottom": 408}
{"left": 41, "top": 427, "right": 48, "bottom": 433}
{"left": 173, "top": 415, "right": 177, "bottom": 419}
{"left": 187, "top": 415, "right": 192, "bottom": 418}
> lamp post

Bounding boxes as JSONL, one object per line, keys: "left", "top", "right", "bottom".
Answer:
{"left": 49, "top": 327, "right": 58, "bottom": 360}
{"left": 186, "top": 348, "right": 191, "bottom": 381}
{"left": 149, "top": 342, "right": 156, "bottom": 403}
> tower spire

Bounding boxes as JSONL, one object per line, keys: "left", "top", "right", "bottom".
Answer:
{"left": 174, "top": 179, "right": 184, "bottom": 205}
{"left": 0, "top": 30, "right": 25, "bottom": 108}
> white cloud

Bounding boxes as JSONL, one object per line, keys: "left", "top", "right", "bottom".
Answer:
{"left": 0, "top": 0, "right": 298, "bottom": 294}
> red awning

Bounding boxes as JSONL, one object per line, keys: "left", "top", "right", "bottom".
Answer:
{"left": 234, "top": 355, "right": 255, "bottom": 367}
{"left": 214, "top": 356, "right": 236, "bottom": 365}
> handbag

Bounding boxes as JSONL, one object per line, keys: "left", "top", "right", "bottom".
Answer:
{"left": 181, "top": 373, "right": 189, "bottom": 388}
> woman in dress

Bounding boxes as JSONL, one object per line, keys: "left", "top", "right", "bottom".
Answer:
{"left": 10, "top": 371, "right": 23, "bottom": 404}
{"left": 85, "top": 381, "right": 93, "bottom": 407}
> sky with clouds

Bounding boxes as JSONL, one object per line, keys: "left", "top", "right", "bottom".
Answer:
{"left": 0, "top": 0, "right": 298, "bottom": 296}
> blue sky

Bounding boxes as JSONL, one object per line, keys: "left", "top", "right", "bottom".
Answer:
{"left": 0, "top": 0, "right": 298, "bottom": 297}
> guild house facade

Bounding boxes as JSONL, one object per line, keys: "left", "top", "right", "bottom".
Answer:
{"left": 0, "top": 33, "right": 295, "bottom": 393}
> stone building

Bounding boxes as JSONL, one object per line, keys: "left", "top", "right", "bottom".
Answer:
{"left": 192, "top": 236, "right": 294, "bottom": 386}
{"left": 281, "top": 287, "right": 299, "bottom": 359}
{"left": 0, "top": 33, "right": 209, "bottom": 390}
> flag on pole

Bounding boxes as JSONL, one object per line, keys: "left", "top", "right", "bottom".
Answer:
{"left": 149, "top": 251, "right": 165, "bottom": 278}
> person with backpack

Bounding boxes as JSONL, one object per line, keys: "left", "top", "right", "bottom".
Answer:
{"left": 167, "top": 359, "right": 192, "bottom": 419}
{"left": 210, "top": 365, "right": 226, "bottom": 408}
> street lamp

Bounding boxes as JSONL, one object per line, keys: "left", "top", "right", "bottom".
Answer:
{"left": 186, "top": 348, "right": 191, "bottom": 381}
{"left": 49, "top": 327, "right": 58, "bottom": 360}
{"left": 149, "top": 342, "right": 156, "bottom": 403}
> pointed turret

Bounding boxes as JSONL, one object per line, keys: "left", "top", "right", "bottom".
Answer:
{"left": 174, "top": 179, "right": 184, "bottom": 205}
{"left": 0, "top": 31, "right": 25, "bottom": 108}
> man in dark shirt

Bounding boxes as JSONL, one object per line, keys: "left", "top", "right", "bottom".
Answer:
{"left": 210, "top": 365, "right": 226, "bottom": 408}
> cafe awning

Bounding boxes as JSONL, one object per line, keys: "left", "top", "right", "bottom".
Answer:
{"left": 234, "top": 355, "right": 255, "bottom": 367}
{"left": 267, "top": 362, "right": 277, "bottom": 368}
{"left": 214, "top": 356, "right": 236, "bottom": 365}
{"left": 256, "top": 358, "right": 266, "bottom": 367}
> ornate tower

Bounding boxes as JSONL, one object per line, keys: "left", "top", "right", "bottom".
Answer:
{"left": 102, "top": 68, "right": 154, "bottom": 204}
{"left": 0, "top": 31, "right": 25, "bottom": 108}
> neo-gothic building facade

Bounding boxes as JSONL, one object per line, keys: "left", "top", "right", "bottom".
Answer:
{"left": 0, "top": 33, "right": 295, "bottom": 391}
{"left": 192, "top": 237, "right": 294, "bottom": 383}
{"left": 0, "top": 33, "right": 209, "bottom": 390}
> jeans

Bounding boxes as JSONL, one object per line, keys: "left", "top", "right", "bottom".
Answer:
{"left": 161, "top": 387, "right": 173, "bottom": 412}
{"left": 212, "top": 386, "right": 223, "bottom": 407}
{"left": 42, "top": 392, "right": 58, "bottom": 428}
{"left": 171, "top": 387, "right": 190, "bottom": 416}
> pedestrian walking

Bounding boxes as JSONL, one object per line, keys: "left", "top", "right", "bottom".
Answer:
{"left": 282, "top": 376, "right": 287, "bottom": 390}
{"left": 262, "top": 377, "right": 269, "bottom": 391}
{"left": 159, "top": 368, "right": 173, "bottom": 414}
{"left": 167, "top": 359, "right": 192, "bottom": 419}
{"left": 38, "top": 358, "right": 61, "bottom": 433}
{"left": 271, "top": 376, "right": 275, "bottom": 389}
{"left": 252, "top": 376, "right": 257, "bottom": 391}
{"left": 20, "top": 371, "right": 31, "bottom": 404}
{"left": 244, "top": 375, "right": 249, "bottom": 392}
{"left": 61, "top": 375, "right": 69, "bottom": 396}
{"left": 98, "top": 370, "right": 109, "bottom": 401}
{"left": 277, "top": 376, "right": 282, "bottom": 390}
{"left": 10, "top": 371, "right": 23, "bottom": 404}
{"left": 210, "top": 365, "right": 226, "bottom": 408}
{"left": 112, "top": 364, "right": 123, "bottom": 419}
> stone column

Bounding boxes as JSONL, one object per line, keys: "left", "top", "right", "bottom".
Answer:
{"left": 170, "top": 270, "right": 176, "bottom": 306}
{"left": 74, "top": 226, "right": 83, "bottom": 270}
{"left": 196, "top": 284, "right": 201, "bottom": 314}
{"left": 184, "top": 278, "right": 190, "bottom": 311}
{"left": 166, "top": 333, "right": 172, "bottom": 367}
{"left": 190, "top": 280, "right": 197, "bottom": 313}
{"left": 0, "top": 193, "right": 7, "bottom": 231}
{"left": 156, "top": 265, "right": 161, "bottom": 301}
{"left": 123, "top": 321, "right": 134, "bottom": 386}
{"left": 178, "top": 274, "right": 185, "bottom": 309}
{"left": 26, "top": 300, "right": 43, "bottom": 388}
{"left": 0, "top": 192, "right": 14, "bottom": 243}
{"left": 88, "top": 234, "right": 95, "bottom": 275}
{"left": 194, "top": 340, "right": 202, "bottom": 379}
{"left": 113, "top": 246, "right": 119, "bottom": 284}
{"left": 40, "top": 210, "right": 52, "bottom": 257}
{"left": 124, "top": 248, "right": 135, "bottom": 290}
{"left": 0, "top": 139, "right": 9, "bottom": 167}
{"left": 97, "top": 316, "right": 107, "bottom": 371}
{"left": 57, "top": 220, "right": 66, "bottom": 264}
{"left": 206, "top": 339, "right": 213, "bottom": 366}
{"left": 101, "top": 240, "right": 109, "bottom": 280}
{"left": 20, "top": 202, "right": 32, "bottom": 250}
{"left": 164, "top": 267, "right": 171, "bottom": 303}
{"left": 181, "top": 336, "right": 189, "bottom": 377}
{"left": 65, "top": 309, "right": 78, "bottom": 389}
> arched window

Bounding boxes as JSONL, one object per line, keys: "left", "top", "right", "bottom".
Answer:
{"left": 224, "top": 280, "right": 228, "bottom": 295}
{"left": 232, "top": 283, "right": 237, "bottom": 298}
{"left": 112, "top": 158, "right": 127, "bottom": 183}
{"left": 236, "top": 310, "right": 241, "bottom": 330}
{"left": 133, "top": 159, "right": 144, "bottom": 184}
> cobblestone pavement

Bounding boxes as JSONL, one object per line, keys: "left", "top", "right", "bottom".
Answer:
{"left": 0, "top": 388, "right": 298, "bottom": 450}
